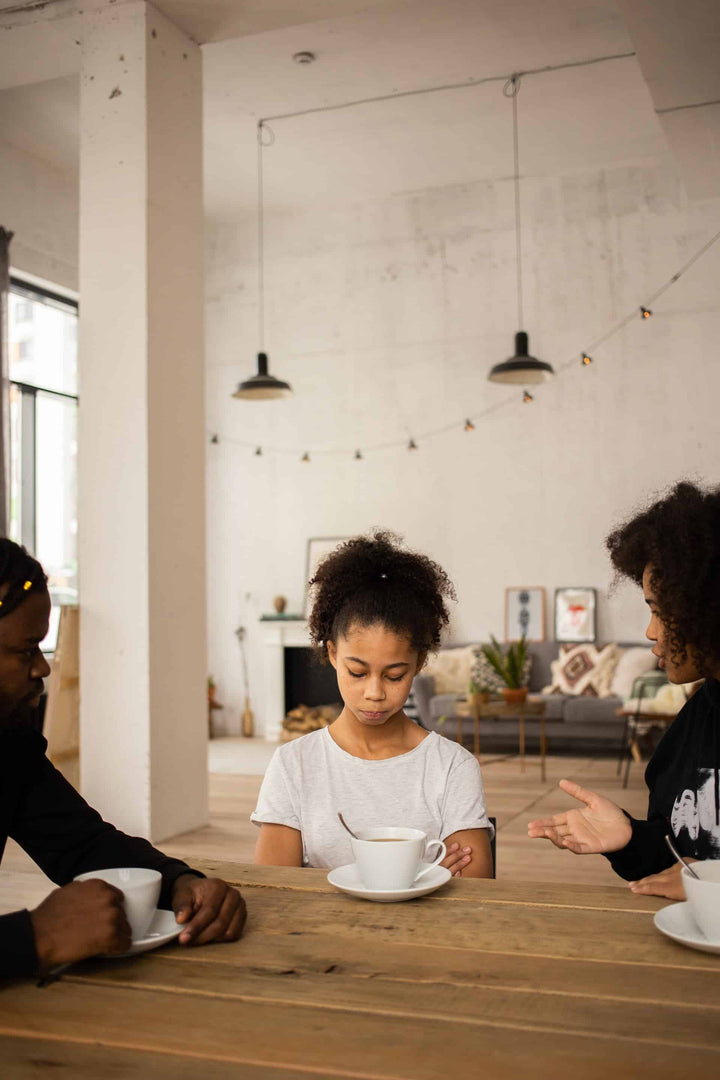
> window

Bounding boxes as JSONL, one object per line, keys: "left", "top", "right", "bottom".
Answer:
{"left": 8, "top": 279, "right": 79, "bottom": 648}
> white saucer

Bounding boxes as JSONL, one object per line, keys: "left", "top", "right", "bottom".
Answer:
{"left": 104, "top": 908, "right": 183, "bottom": 959}
{"left": 654, "top": 901, "right": 720, "bottom": 955}
{"left": 327, "top": 862, "right": 452, "bottom": 903}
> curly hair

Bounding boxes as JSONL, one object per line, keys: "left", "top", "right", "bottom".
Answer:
{"left": 307, "top": 530, "right": 456, "bottom": 659}
{"left": 606, "top": 481, "right": 720, "bottom": 672}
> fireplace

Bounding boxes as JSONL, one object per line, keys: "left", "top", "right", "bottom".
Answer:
{"left": 261, "top": 619, "right": 343, "bottom": 741}
{"left": 284, "top": 647, "right": 341, "bottom": 714}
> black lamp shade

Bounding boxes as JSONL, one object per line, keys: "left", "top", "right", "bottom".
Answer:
{"left": 487, "top": 331, "right": 554, "bottom": 385}
{"left": 233, "top": 352, "right": 293, "bottom": 400}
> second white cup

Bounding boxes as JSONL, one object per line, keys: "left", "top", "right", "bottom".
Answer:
{"left": 74, "top": 866, "right": 162, "bottom": 941}
{"left": 350, "top": 827, "right": 446, "bottom": 891}
{"left": 683, "top": 860, "right": 720, "bottom": 941}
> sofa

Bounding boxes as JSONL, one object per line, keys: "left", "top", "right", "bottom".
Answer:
{"left": 412, "top": 640, "right": 658, "bottom": 754}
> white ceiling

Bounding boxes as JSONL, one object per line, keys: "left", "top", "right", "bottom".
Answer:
{"left": 0, "top": 0, "right": 717, "bottom": 218}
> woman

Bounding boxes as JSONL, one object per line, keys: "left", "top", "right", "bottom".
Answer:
{"left": 253, "top": 531, "right": 494, "bottom": 878}
{"left": 528, "top": 481, "right": 720, "bottom": 899}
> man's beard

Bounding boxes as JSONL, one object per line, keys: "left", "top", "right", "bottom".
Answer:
{"left": 0, "top": 697, "right": 43, "bottom": 734}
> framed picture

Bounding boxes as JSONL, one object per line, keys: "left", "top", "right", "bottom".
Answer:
{"left": 304, "top": 537, "right": 349, "bottom": 618}
{"left": 505, "top": 587, "right": 545, "bottom": 642}
{"left": 554, "top": 587, "right": 597, "bottom": 643}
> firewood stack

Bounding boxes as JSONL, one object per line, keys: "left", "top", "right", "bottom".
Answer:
{"left": 281, "top": 703, "right": 342, "bottom": 742}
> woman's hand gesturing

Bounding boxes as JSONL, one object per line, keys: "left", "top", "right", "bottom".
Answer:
{"left": 527, "top": 779, "right": 633, "bottom": 855}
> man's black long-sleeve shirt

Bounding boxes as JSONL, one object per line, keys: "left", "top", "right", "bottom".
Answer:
{"left": 1, "top": 725, "right": 201, "bottom": 978}
{"left": 608, "top": 678, "right": 720, "bottom": 880}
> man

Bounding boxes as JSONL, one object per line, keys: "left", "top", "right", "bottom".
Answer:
{"left": 0, "top": 539, "right": 245, "bottom": 978}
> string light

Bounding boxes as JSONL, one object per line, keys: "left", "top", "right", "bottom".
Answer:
{"left": 255, "top": 446, "right": 263, "bottom": 456}
{"left": 209, "top": 226, "right": 720, "bottom": 462}
{"left": 355, "top": 449, "right": 363, "bottom": 460}
{"left": 464, "top": 419, "right": 475, "bottom": 431}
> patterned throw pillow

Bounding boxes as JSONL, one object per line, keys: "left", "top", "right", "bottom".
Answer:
{"left": 544, "top": 643, "right": 620, "bottom": 698}
{"left": 471, "top": 645, "right": 533, "bottom": 692}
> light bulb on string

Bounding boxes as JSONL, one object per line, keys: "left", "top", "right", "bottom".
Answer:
{"left": 464, "top": 419, "right": 475, "bottom": 432}
{"left": 354, "top": 449, "right": 363, "bottom": 460}
{"left": 301, "top": 451, "right": 310, "bottom": 463}
{"left": 640, "top": 307, "right": 652, "bottom": 319}
{"left": 408, "top": 438, "right": 418, "bottom": 451}
{"left": 523, "top": 390, "right": 534, "bottom": 403}
{"left": 581, "top": 353, "right": 592, "bottom": 366}
{"left": 255, "top": 446, "right": 263, "bottom": 456}
{"left": 210, "top": 434, "right": 219, "bottom": 444}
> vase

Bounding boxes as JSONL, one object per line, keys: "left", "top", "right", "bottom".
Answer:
{"left": 501, "top": 687, "right": 528, "bottom": 706}
{"left": 273, "top": 595, "right": 287, "bottom": 614}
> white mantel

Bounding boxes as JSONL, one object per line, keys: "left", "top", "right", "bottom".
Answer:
{"left": 261, "top": 619, "right": 311, "bottom": 741}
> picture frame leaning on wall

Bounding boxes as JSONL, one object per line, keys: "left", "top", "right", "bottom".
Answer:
{"left": 505, "top": 587, "right": 546, "bottom": 642}
{"left": 554, "top": 587, "right": 597, "bottom": 643}
{"left": 304, "top": 537, "right": 349, "bottom": 618}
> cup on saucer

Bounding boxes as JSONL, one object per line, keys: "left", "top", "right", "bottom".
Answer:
{"left": 350, "top": 827, "right": 446, "bottom": 891}
{"left": 74, "top": 867, "right": 162, "bottom": 941}
{"left": 682, "top": 860, "right": 720, "bottom": 940}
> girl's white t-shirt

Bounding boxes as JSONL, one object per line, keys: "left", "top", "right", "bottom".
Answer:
{"left": 251, "top": 727, "right": 493, "bottom": 868}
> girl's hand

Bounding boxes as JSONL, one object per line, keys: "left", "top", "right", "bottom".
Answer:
{"left": 629, "top": 860, "right": 696, "bottom": 901}
{"left": 441, "top": 842, "right": 472, "bottom": 877}
{"left": 527, "top": 779, "right": 633, "bottom": 854}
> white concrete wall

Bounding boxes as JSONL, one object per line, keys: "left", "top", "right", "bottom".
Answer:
{"left": 0, "top": 138, "right": 78, "bottom": 291}
{"left": 206, "top": 159, "right": 720, "bottom": 735}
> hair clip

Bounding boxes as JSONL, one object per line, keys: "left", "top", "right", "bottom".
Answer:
{"left": 23, "top": 580, "right": 32, "bottom": 591}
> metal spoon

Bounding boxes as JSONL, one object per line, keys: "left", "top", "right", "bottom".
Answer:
{"left": 665, "top": 833, "right": 700, "bottom": 879}
{"left": 337, "top": 812, "right": 359, "bottom": 839}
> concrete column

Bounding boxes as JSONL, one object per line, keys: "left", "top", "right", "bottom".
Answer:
{"left": 78, "top": 1, "right": 207, "bottom": 841}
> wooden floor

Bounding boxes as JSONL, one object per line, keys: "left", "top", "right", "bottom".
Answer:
{"left": 0, "top": 750, "right": 651, "bottom": 915}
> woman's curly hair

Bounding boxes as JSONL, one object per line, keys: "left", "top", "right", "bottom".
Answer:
{"left": 307, "top": 530, "right": 456, "bottom": 659}
{"left": 606, "top": 481, "right": 720, "bottom": 673}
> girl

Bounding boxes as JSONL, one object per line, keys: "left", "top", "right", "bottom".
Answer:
{"left": 528, "top": 481, "right": 720, "bottom": 899}
{"left": 253, "top": 531, "right": 494, "bottom": 877}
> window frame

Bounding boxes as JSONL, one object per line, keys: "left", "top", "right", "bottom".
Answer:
{"left": 7, "top": 274, "right": 79, "bottom": 580}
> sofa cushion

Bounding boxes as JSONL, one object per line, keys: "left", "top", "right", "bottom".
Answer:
{"left": 429, "top": 693, "right": 462, "bottom": 723}
{"left": 610, "top": 646, "right": 657, "bottom": 698}
{"left": 541, "top": 694, "right": 568, "bottom": 721}
{"left": 544, "top": 643, "right": 620, "bottom": 698}
{"left": 423, "top": 645, "right": 477, "bottom": 694}
{"left": 563, "top": 694, "right": 624, "bottom": 724}
{"left": 471, "top": 645, "right": 533, "bottom": 692}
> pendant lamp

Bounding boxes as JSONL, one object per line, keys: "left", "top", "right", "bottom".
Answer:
{"left": 233, "top": 121, "right": 293, "bottom": 401}
{"left": 488, "top": 76, "right": 554, "bottom": 386}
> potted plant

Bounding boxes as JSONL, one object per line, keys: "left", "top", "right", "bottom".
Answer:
{"left": 468, "top": 678, "right": 491, "bottom": 705}
{"left": 481, "top": 635, "right": 529, "bottom": 705}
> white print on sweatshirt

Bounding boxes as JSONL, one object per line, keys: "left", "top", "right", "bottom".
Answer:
{"left": 671, "top": 769, "right": 720, "bottom": 857}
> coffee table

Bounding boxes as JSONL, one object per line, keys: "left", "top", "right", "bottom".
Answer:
{"left": 455, "top": 696, "right": 547, "bottom": 780}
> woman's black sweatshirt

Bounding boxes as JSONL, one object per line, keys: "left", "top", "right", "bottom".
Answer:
{"left": 608, "top": 677, "right": 720, "bottom": 880}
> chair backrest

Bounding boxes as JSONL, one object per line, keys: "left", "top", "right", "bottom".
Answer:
{"left": 489, "top": 815, "right": 497, "bottom": 878}
{"left": 630, "top": 670, "right": 668, "bottom": 701}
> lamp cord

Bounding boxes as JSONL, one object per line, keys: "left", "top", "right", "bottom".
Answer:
{"left": 504, "top": 75, "right": 523, "bottom": 330}
{"left": 257, "top": 122, "right": 265, "bottom": 352}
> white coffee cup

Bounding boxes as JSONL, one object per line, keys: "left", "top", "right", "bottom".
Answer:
{"left": 350, "top": 827, "right": 447, "bottom": 891}
{"left": 74, "top": 867, "right": 162, "bottom": 941}
{"left": 682, "top": 860, "right": 720, "bottom": 941}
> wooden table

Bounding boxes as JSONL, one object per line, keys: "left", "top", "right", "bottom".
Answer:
{"left": 2, "top": 861, "right": 718, "bottom": 1078}
{"left": 456, "top": 696, "right": 547, "bottom": 779}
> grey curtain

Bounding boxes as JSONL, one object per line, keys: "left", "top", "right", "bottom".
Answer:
{"left": 0, "top": 227, "right": 11, "bottom": 537}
